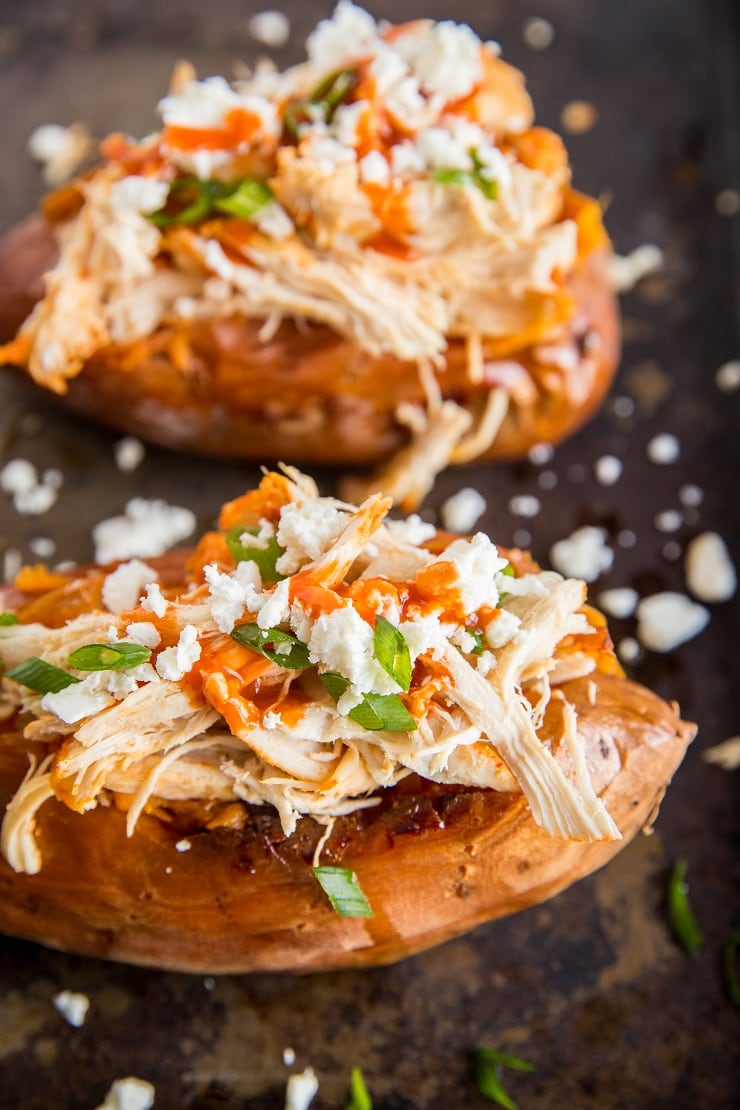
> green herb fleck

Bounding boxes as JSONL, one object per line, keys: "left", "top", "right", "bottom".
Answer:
{"left": 67, "top": 642, "right": 152, "bottom": 671}
{"left": 284, "top": 67, "right": 357, "bottom": 139}
{"left": 319, "top": 671, "right": 416, "bottom": 732}
{"left": 231, "top": 623, "right": 311, "bottom": 670}
{"left": 314, "top": 865, "right": 374, "bottom": 918}
{"left": 723, "top": 931, "right": 740, "bottom": 1007}
{"left": 6, "top": 657, "right": 79, "bottom": 694}
{"left": 212, "top": 178, "right": 273, "bottom": 219}
{"left": 474, "top": 1047, "right": 534, "bottom": 1109}
{"left": 149, "top": 176, "right": 272, "bottom": 228}
{"left": 225, "top": 524, "right": 285, "bottom": 583}
{"left": 373, "top": 616, "right": 412, "bottom": 691}
{"left": 468, "top": 628, "right": 486, "bottom": 655}
{"left": 346, "top": 1065, "right": 373, "bottom": 1110}
{"left": 668, "top": 858, "right": 704, "bottom": 956}
{"left": 0, "top": 612, "right": 20, "bottom": 626}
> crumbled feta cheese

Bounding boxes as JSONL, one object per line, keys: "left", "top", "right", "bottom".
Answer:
{"left": 256, "top": 578, "right": 292, "bottom": 629}
{"left": 276, "top": 501, "right": 348, "bottom": 575}
{"left": 3, "top": 548, "right": 22, "bottom": 583}
{"left": 27, "top": 121, "right": 93, "bottom": 185}
{"left": 394, "top": 19, "right": 482, "bottom": 101}
{"left": 521, "top": 16, "right": 555, "bottom": 50}
{"left": 654, "top": 509, "right": 683, "bottom": 533}
{"left": 550, "top": 526, "right": 613, "bottom": 582}
{"left": 528, "top": 442, "right": 554, "bottom": 465}
{"left": 92, "top": 499, "right": 196, "bottom": 564}
{"left": 390, "top": 141, "right": 425, "bottom": 177}
{"left": 42, "top": 678, "right": 116, "bottom": 724}
{"left": 426, "top": 534, "right": 508, "bottom": 612}
{"left": 617, "top": 529, "right": 637, "bottom": 549}
{"left": 612, "top": 395, "right": 636, "bottom": 419}
{"left": 53, "top": 989, "right": 90, "bottom": 1028}
{"left": 685, "top": 532, "right": 737, "bottom": 602}
{"left": 160, "top": 75, "right": 244, "bottom": 128}
{"left": 307, "top": 135, "right": 357, "bottom": 166}
{"left": 617, "top": 637, "right": 641, "bottom": 664}
{"left": 13, "top": 484, "right": 58, "bottom": 516}
{"left": 703, "top": 736, "right": 740, "bottom": 771}
{"left": 283, "top": 1047, "right": 297, "bottom": 1067}
{"left": 537, "top": 470, "right": 557, "bottom": 491}
{"left": 678, "top": 484, "right": 704, "bottom": 508}
{"left": 114, "top": 437, "right": 146, "bottom": 472}
{"left": 417, "top": 126, "right": 471, "bottom": 171}
{"left": 636, "top": 592, "right": 709, "bottom": 653}
{"left": 309, "top": 606, "right": 398, "bottom": 695}
{"left": 155, "top": 624, "right": 201, "bottom": 681}
{"left": 508, "top": 494, "right": 541, "bottom": 518}
{"left": 247, "top": 10, "right": 291, "bottom": 47}
{"left": 715, "top": 359, "right": 740, "bottom": 392}
{"left": 205, "top": 561, "right": 262, "bottom": 632}
{"left": 484, "top": 609, "right": 522, "bottom": 649}
{"left": 0, "top": 458, "right": 37, "bottom": 495}
{"left": 175, "top": 838, "right": 192, "bottom": 852}
{"left": 332, "top": 100, "right": 370, "bottom": 147}
{"left": 398, "top": 611, "right": 451, "bottom": 663}
{"left": 109, "top": 176, "right": 170, "bottom": 214}
{"left": 125, "top": 621, "right": 161, "bottom": 649}
{"left": 609, "top": 244, "right": 663, "bottom": 292}
{"left": 285, "top": 1067, "right": 319, "bottom": 1110}
{"left": 102, "top": 560, "right": 159, "bottom": 615}
{"left": 95, "top": 1077, "right": 155, "bottom": 1110}
{"left": 715, "top": 189, "right": 740, "bottom": 217}
{"left": 306, "top": 1, "right": 378, "bottom": 72}
{"left": 138, "top": 585, "right": 167, "bottom": 622}
{"left": 359, "top": 150, "right": 390, "bottom": 185}
{"left": 646, "top": 433, "right": 680, "bottom": 465}
{"left": 385, "top": 515, "right": 437, "bottom": 546}
{"left": 29, "top": 536, "right": 56, "bottom": 559}
{"left": 594, "top": 455, "right": 622, "bottom": 486}
{"left": 440, "top": 487, "right": 486, "bottom": 533}
{"left": 597, "top": 587, "right": 639, "bottom": 619}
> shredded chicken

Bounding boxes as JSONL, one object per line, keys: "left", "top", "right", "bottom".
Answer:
{"left": 1, "top": 468, "right": 625, "bottom": 873}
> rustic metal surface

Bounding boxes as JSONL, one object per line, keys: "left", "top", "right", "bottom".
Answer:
{"left": 0, "top": 1, "right": 738, "bottom": 1106}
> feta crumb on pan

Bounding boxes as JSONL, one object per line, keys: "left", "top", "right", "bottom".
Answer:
{"left": 440, "top": 487, "right": 487, "bottom": 533}
{"left": 95, "top": 1077, "right": 155, "bottom": 1110}
{"left": 684, "top": 532, "right": 737, "bottom": 602}
{"left": 646, "top": 433, "right": 680, "bottom": 465}
{"left": 247, "top": 11, "right": 291, "bottom": 48}
{"left": 593, "top": 455, "right": 622, "bottom": 486}
{"left": 636, "top": 592, "right": 710, "bottom": 653}
{"left": 715, "top": 359, "right": 740, "bottom": 392}
{"left": 92, "top": 499, "right": 196, "bottom": 563}
{"left": 550, "top": 526, "right": 613, "bottom": 582}
{"left": 609, "top": 244, "right": 664, "bottom": 292}
{"left": 285, "top": 1067, "right": 319, "bottom": 1110}
{"left": 703, "top": 736, "right": 740, "bottom": 771}
{"left": 113, "top": 437, "right": 146, "bottom": 472}
{"left": 597, "top": 588, "right": 639, "bottom": 620}
{"left": 53, "top": 989, "right": 90, "bottom": 1027}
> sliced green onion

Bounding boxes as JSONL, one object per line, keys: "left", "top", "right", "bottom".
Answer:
{"left": 434, "top": 167, "right": 476, "bottom": 189}
{"left": 0, "top": 612, "right": 19, "bottom": 626}
{"left": 6, "top": 657, "right": 79, "bottom": 694}
{"left": 313, "top": 865, "right": 374, "bottom": 918}
{"left": 500, "top": 564, "right": 515, "bottom": 577}
{"left": 434, "top": 150, "right": 499, "bottom": 201}
{"left": 722, "top": 931, "right": 740, "bottom": 1007}
{"left": 284, "top": 67, "right": 357, "bottom": 139}
{"left": 66, "top": 642, "right": 152, "bottom": 671}
{"left": 474, "top": 1047, "right": 534, "bottom": 1109}
{"left": 213, "top": 178, "right": 273, "bottom": 219}
{"left": 149, "top": 176, "right": 272, "bottom": 228}
{"left": 373, "top": 615, "right": 412, "bottom": 691}
{"left": 319, "top": 671, "right": 416, "bottom": 732}
{"left": 231, "top": 623, "right": 311, "bottom": 670}
{"left": 668, "top": 858, "right": 704, "bottom": 956}
{"left": 468, "top": 628, "right": 486, "bottom": 655}
{"left": 225, "top": 524, "right": 285, "bottom": 583}
{"left": 346, "top": 1066, "right": 373, "bottom": 1110}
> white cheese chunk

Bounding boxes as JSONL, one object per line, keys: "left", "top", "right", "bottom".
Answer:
{"left": 285, "top": 1067, "right": 319, "bottom": 1110}
{"left": 141, "top": 582, "right": 168, "bottom": 619}
{"left": 125, "top": 621, "right": 162, "bottom": 649}
{"left": 636, "top": 591, "right": 709, "bottom": 652}
{"left": 102, "top": 560, "right": 159, "bottom": 615}
{"left": 95, "top": 1077, "right": 155, "bottom": 1110}
{"left": 276, "top": 501, "right": 348, "bottom": 575}
{"left": 247, "top": 10, "right": 291, "bottom": 47}
{"left": 53, "top": 989, "right": 90, "bottom": 1028}
{"left": 155, "top": 624, "right": 201, "bottom": 681}
{"left": 685, "top": 532, "right": 737, "bottom": 602}
{"left": 440, "top": 487, "right": 486, "bottom": 533}
{"left": 92, "top": 499, "right": 196, "bottom": 564}
{"left": 550, "top": 527, "right": 613, "bottom": 583}
{"left": 205, "top": 561, "right": 262, "bottom": 632}
{"left": 597, "top": 587, "right": 639, "bottom": 620}
{"left": 42, "top": 678, "right": 116, "bottom": 725}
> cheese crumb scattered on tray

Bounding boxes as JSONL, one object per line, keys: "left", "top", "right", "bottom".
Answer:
{"left": 703, "top": 736, "right": 740, "bottom": 771}
{"left": 285, "top": 1066, "right": 319, "bottom": 1110}
{"left": 685, "top": 532, "right": 737, "bottom": 602}
{"left": 95, "top": 1077, "right": 155, "bottom": 1110}
{"left": 646, "top": 433, "right": 680, "bottom": 465}
{"left": 53, "top": 989, "right": 90, "bottom": 1028}
{"left": 440, "top": 487, "right": 487, "bottom": 533}
{"left": 550, "top": 526, "right": 613, "bottom": 582}
{"left": 636, "top": 592, "right": 709, "bottom": 652}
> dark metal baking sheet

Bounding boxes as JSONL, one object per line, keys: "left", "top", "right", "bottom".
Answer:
{"left": 0, "top": 2, "right": 738, "bottom": 1106}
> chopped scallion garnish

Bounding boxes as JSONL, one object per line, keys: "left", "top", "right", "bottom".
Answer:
{"left": 434, "top": 148, "right": 499, "bottom": 201}
{"left": 468, "top": 628, "right": 486, "bottom": 655}
{"left": 668, "top": 858, "right": 704, "bottom": 955}
{"left": 6, "top": 657, "right": 79, "bottom": 694}
{"left": 722, "top": 932, "right": 740, "bottom": 1007}
{"left": 473, "top": 1047, "right": 534, "bottom": 1109}
{"left": 319, "top": 671, "right": 417, "bottom": 732}
{"left": 225, "top": 524, "right": 285, "bottom": 583}
{"left": 66, "top": 642, "right": 152, "bottom": 671}
{"left": 313, "top": 865, "right": 374, "bottom": 918}
{"left": 0, "top": 612, "right": 19, "bottom": 626}
{"left": 284, "top": 67, "right": 357, "bottom": 140}
{"left": 373, "top": 616, "right": 412, "bottom": 691}
{"left": 346, "top": 1065, "right": 373, "bottom": 1110}
{"left": 231, "top": 623, "right": 311, "bottom": 670}
{"left": 148, "top": 175, "right": 272, "bottom": 228}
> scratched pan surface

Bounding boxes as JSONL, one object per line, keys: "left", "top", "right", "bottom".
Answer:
{"left": 0, "top": 1, "right": 738, "bottom": 1107}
